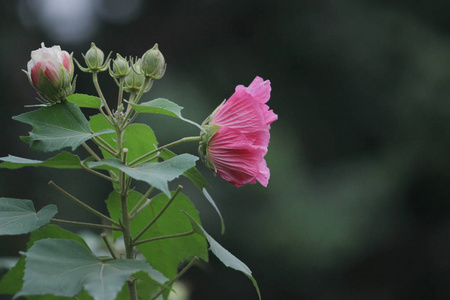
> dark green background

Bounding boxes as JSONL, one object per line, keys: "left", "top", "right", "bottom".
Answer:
{"left": 0, "top": 0, "right": 449, "bottom": 299}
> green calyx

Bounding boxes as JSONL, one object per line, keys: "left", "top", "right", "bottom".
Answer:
{"left": 198, "top": 124, "right": 221, "bottom": 172}
{"left": 124, "top": 58, "right": 153, "bottom": 94}
{"left": 109, "top": 54, "right": 131, "bottom": 79}
{"left": 140, "top": 43, "right": 166, "bottom": 80}
{"left": 76, "top": 43, "right": 111, "bottom": 73}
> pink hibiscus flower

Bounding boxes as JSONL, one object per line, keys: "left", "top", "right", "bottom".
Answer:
{"left": 200, "top": 76, "right": 277, "bottom": 187}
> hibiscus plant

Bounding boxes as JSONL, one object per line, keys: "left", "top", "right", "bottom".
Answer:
{"left": 0, "top": 43, "right": 277, "bottom": 300}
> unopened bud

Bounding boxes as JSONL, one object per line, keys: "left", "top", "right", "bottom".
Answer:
{"left": 25, "top": 43, "right": 76, "bottom": 104}
{"left": 124, "top": 59, "right": 153, "bottom": 94}
{"left": 76, "top": 43, "right": 111, "bottom": 73}
{"left": 140, "top": 43, "right": 166, "bottom": 80}
{"left": 110, "top": 54, "right": 131, "bottom": 79}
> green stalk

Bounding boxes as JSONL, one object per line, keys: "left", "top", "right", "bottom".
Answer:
{"left": 115, "top": 120, "right": 138, "bottom": 300}
{"left": 150, "top": 256, "right": 199, "bottom": 300}
{"left": 50, "top": 218, "right": 121, "bottom": 231}
{"left": 129, "top": 136, "right": 201, "bottom": 167}
{"left": 133, "top": 185, "right": 183, "bottom": 243}
{"left": 48, "top": 181, "right": 120, "bottom": 227}
{"left": 134, "top": 230, "right": 195, "bottom": 246}
{"left": 92, "top": 71, "right": 115, "bottom": 123}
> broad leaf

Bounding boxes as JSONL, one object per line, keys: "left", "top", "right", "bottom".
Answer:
{"left": 17, "top": 239, "right": 167, "bottom": 300}
{"left": 0, "top": 198, "right": 57, "bottom": 235}
{"left": 0, "top": 225, "right": 89, "bottom": 298}
{"left": 160, "top": 149, "right": 225, "bottom": 234}
{"left": 88, "top": 154, "right": 198, "bottom": 197}
{"left": 183, "top": 212, "right": 261, "bottom": 300}
{"left": 129, "top": 98, "right": 203, "bottom": 131}
{"left": 0, "top": 152, "right": 82, "bottom": 169}
{"left": 105, "top": 191, "right": 208, "bottom": 279}
{"left": 13, "top": 101, "right": 114, "bottom": 152}
{"left": 67, "top": 93, "right": 103, "bottom": 109}
{"left": 89, "top": 114, "right": 158, "bottom": 163}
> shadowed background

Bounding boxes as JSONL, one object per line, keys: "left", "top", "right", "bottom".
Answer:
{"left": 0, "top": 0, "right": 449, "bottom": 299}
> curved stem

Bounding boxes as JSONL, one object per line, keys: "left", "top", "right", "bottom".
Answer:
{"left": 92, "top": 72, "right": 114, "bottom": 122}
{"left": 129, "top": 136, "right": 201, "bottom": 167}
{"left": 82, "top": 142, "right": 102, "bottom": 161}
{"left": 80, "top": 163, "right": 118, "bottom": 183}
{"left": 129, "top": 186, "right": 155, "bottom": 219}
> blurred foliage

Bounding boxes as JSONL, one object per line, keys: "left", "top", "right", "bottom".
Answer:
{"left": 0, "top": 0, "right": 449, "bottom": 299}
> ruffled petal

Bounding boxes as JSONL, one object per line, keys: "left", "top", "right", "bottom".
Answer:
{"left": 207, "top": 127, "right": 265, "bottom": 187}
{"left": 245, "top": 76, "right": 271, "bottom": 104}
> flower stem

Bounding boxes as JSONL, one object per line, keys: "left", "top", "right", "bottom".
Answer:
{"left": 150, "top": 256, "right": 199, "bottom": 300}
{"left": 50, "top": 218, "right": 121, "bottom": 231}
{"left": 133, "top": 185, "right": 183, "bottom": 243}
{"left": 134, "top": 230, "right": 195, "bottom": 246}
{"left": 92, "top": 71, "right": 114, "bottom": 122}
{"left": 129, "top": 136, "right": 201, "bottom": 167}
{"left": 48, "top": 181, "right": 120, "bottom": 227}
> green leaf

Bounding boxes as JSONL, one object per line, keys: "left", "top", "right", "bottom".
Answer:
{"left": 67, "top": 93, "right": 103, "bottom": 109}
{"left": 89, "top": 114, "right": 158, "bottom": 163}
{"left": 160, "top": 149, "right": 225, "bottom": 234}
{"left": 0, "top": 198, "right": 57, "bottom": 235}
{"left": 0, "top": 225, "right": 88, "bottom": 297}
{"left": 129, "top": 98, "right": 203, "bottom": 131}
{"left": 13, "top": 101, "right": 114, "bottom": 152}
{"left": 113, "top": 271, "right": 161, "bottom": 300}
{"left": 88, "top": 154, "right": 198, "bottom": 197}
{"left": 106, "top": 191, "right": 208, "bottom": 279}
{"left": 183, "top": 212, "right": 261, "bottom": 300}
{"left": 0, "top": 152, "right": 82, "bottom": 169}
{"left": 17, "top": 239, "right": 167, "bottom": 300}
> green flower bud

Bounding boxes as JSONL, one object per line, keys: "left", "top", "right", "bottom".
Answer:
{"left": 140, "top": 43, "right": 166, "bottom": 79}
{"left": 109, "top": 54, "right": 131, "bottom": 79}
{"left": 76, "top": 43, "right": 111, "bottom": 73}
{"left": 124, "top": 59, "right": 153, "bottom": 95}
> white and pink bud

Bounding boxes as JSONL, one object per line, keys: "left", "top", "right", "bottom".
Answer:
{"left": 25, "top": 43, "right": 75, "bottom": 104}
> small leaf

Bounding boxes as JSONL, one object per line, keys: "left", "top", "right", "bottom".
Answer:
{"left": 129, "top": 98, "right": 203, "bottom": 131}
{"left": 0, "top": 198, "right": 57, "bottom": 235}
{"left": 67, "top": 93, "right": 103, "bottom": 109}
{"left": 17, "top": 239, "right": 167, "bottom": 300}
{"left": 0, "top": 152, "right": 82, "bottom": 169}
{"left": 183, "top": 212, "right": 261, "bottom": 300}
{"left": 88, "top": 154, "right": 198, "bottom": 197}
{"left": 106, "top": 191, "right": 208, "bottom": 279}
{"left": 160, "top": 149, "right": 225, "bottom": 234}
{"left": 13, "top": 101, "right": 114, "bottom": 152}
{"left": 0, "top": 225, "right": 88, "bottom": 297}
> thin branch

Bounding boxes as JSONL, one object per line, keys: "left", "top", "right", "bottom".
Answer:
{"left": 92, "top": 71, "right": 114, "bottom": 121}
{"left": 134, "top": 230, "right": 195, "bottom": 246}
{"left": 51, "top": 218, "right": 121, "bottom": 231}
{"left": 80, "top": 163, "right": 118, "bottom": 183}
{"left": 129, "top": 137, "right": 201, "bottom": 167}
{"left": 82, "top": 142, "right": 102, "bottom": 161}
{"left": 48, "top": 181, "right": 120, "bottom": 227}
{"left": 129, "top": 186, "right": 155, "bottom": 219}
{"left": 149, "top": 256, "right": 199, "bottom": 300}
{"left": 101, "top": 233, "right": 118, "bottom": 259}
{"left": 133, "top": 185, "right": 183, "bottom": 242}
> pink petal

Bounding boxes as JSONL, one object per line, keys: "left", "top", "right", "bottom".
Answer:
{"left": 30, "top": 62, "right": 42, "bottom": 87}
{"left": 61, "top": 52, "right": 71, "bottom": 73}
{"left": 208, "top": 127, "right": 265, "bottom": 187}
{"left": 256, "top": 159, "right": 270, "bottom": 187}
{"left": 246, "top": 76, "right": 271, "bottom": 103}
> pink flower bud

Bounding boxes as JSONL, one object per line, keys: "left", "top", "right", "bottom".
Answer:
{"left": 200, "top": 76, "right": 277, "bottom": 187}
{"left": 25, "top": 43, "right": 75, "bottom": 104}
